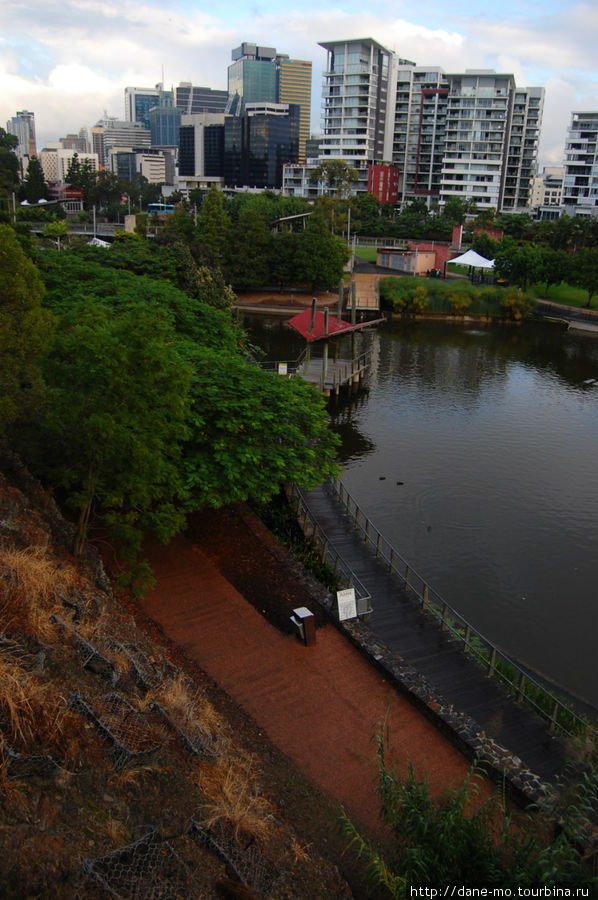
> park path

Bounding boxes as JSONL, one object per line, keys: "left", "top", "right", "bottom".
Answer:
{"left": 137, "top": 533, "right": 495, "bottom": 837}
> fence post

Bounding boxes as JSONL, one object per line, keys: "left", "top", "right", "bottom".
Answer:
{"left": 516, "top": 671, "right": 526, "bottom": 702}
{"left": 365, "top": 519, "right": 371, "bottom": 544}
{"left": 421, "top": 585, "right": 429, "bottom": 611}
{"left": 376, "top": 534, "right": 382, "bottom": 558}
{"left": 441, "top": 604, "right": 449, "bottom": 631}
{"left": 389, "top": 549, "right": 396, "bottom": 573}
{"left": 487, "top": 648, "right": 497, "bottom": 677}
{"left": 549, "top": 699, "right": 559, "bottom": 733}
{"left": 463, "top": 625, "right": 471, "bottom": 653}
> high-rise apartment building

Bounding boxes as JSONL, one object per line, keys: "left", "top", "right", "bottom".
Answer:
{"left": 392, "top": 63, "right": 448, "bottom": 205}
{"left": 439, "top": 71, "right": 543, "bottom": 212}
{"left": 562, "top": 111, "right": 598, "bottom": 217}
{"left": 319, "top": 38, "right": 396, "bottom": 179}
{"left": 6, "top": 110, "right": 37, "bottom": 174}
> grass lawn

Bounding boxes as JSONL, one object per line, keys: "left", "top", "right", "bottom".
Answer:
{"left": 528, "top": 282, "right": 597, "bottom": 310}
{"left": 354, "top": 246, "right": 378, "bottom": 262}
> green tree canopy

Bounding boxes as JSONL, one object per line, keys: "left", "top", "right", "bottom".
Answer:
{"left": 294, "top": 210, "right": 349, "bottom": 290}
{"left": 309, "top": 160, "right": 359, "bottom": 198}
{"left": 28, "top": 300, "right": 192, "bottom": 558}
{"left": 226, "top": 204, "right": 272, "bottom": 290}
{"left": 0, "top": 225, "right": 55, "bottom": 433}
{"left": 180, "top": 347, "right": 339, "bottom": 509}
{"left": 0, "top": 128, "right": 20, "bottom": 205}
{"left": 195, "top": 186, "right": 231, "bottom": 264}
{"left": 19, "top": 155, "right": 48, "bottom": 204}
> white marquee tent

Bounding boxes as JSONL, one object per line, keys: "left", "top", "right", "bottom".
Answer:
{"left": 450, "top": 249, "right": 495, "bottom": 268}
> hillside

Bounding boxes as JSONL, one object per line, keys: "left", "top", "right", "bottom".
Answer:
{"left": 0, "top": 446, "right": 361, "bottom": 898}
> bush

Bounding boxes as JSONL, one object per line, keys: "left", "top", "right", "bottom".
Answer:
{"left": 340, "top": 719, "right": 598, "bottom": 894}
{"left": 380, "top": 276, "right": 534, "bottom": 320}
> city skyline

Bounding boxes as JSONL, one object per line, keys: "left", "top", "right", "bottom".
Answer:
{"left": 2, "top": 0, "right": 597, "bottom": 169}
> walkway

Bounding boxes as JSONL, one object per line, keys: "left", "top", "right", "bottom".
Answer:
{"left": 137, "top": 534, "right": 495, "bottom": 839}
{"left": 300, "top": 483, "right": 571, "bottom": 784}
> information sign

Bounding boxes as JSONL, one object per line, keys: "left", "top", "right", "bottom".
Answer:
{"left": 337, "top": 587, "right": 357, "bottom": 621}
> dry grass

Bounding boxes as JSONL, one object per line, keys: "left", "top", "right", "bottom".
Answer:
{"left": 0, "top": 545, "right": 77, "bottom": 639}
{"left": 0, "top": 653, "right": 63, "bottom": 748}
{"left": 152, "top": 674, "right": 226, "bottom": 744}
{"left": 195, "top": 752, "right": 275, "bottom": 842}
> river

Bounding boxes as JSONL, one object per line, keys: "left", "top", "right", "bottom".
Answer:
{"left": 242, "top": 314, "right": 598, "bottom": 709}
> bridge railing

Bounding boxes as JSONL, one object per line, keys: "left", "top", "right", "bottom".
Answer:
{"left": 309, "top": 349, "right": 372, "bottom": 392}
{"left": 323, "top": 477, "right": 596, "bottom": 739}
{"left": 287, "top": 485, "right": 372, "bottom": 618}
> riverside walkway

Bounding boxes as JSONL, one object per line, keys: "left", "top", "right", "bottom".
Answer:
{"left": 298, "top": 482, "right": 575, "bottom": 785}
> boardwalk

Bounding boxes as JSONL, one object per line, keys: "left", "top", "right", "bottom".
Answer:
{"left": 300, "top": 483, "right": 571, "bottom": 784}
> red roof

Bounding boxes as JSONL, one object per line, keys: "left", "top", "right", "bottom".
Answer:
{"left": 288, "top": 308, "right": 360, "bottom": 343}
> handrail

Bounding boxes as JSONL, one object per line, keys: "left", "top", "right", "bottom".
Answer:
{"left": 287, "top": 484, "right": 372, "bottom": 618}
{"left": 319, "top": 477, "right": 596, "bottom": 739}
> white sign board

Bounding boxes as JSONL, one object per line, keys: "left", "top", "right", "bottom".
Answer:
{"left": 337, "top": 587, "right": 357, "bottom": 621}
{"left": 278, "top": 362, "right": 288, "bottom": 375}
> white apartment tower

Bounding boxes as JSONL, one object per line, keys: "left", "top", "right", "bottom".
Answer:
{"left": 318, "top": 38, "right": 397, "bottom": 190}
{"left": 439, "top": 71, "right": 544, "bottom": 212}
{"left": 562, "top": 111, "right": 598, "bottom": 217}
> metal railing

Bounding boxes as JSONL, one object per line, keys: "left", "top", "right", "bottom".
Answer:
{"left": 287, "top": 484, "right": 372, "bottom": 618}
{"left": 259, "top": 348, "right": 372, "bottom": 394}
{"left": 319, "top": 477, "right": 596, "bottom": 739}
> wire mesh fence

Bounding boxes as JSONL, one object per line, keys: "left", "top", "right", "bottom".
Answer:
{"left": 82, "top": 829, "right": 206, "bottom": 899}
{"left": 68, "top": 691, "right": 165, "bottom": 770}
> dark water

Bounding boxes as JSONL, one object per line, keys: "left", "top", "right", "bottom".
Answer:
{"left": 242, "top": 315, "right": 598, "bottom": 708}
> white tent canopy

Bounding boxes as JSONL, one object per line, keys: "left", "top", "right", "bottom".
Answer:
{"left": 450, "top": 249, "right": 495, "bottom": 269}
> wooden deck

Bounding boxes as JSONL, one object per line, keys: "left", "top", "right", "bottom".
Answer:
{"left": 300, "top": 482, "right": 570, "bottom": 783}
{"left": 298, "top": 357, "right": 367, "bottom": 395}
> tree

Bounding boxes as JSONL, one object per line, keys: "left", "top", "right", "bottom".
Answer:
{"left": 571, "top": 247, "right": 598, "bottom": 308}
{"left": 65, "top": 153, "right": 97, "bottom": 209}
{"left": 0, "top": 225, "right": 55, "bottom": 433}
{"left": 195, "top": 186, "right": 231, "bottom": 264}
{"left": 162, "top": 205, "right": 195, "bottom": 243}
{"left": 19, "top": 155, "right": 48, "bottom": 203}
{"left": 309, "top": 160, "right": 359, "bottom": 198}
{"left": 294, "top": 210, "right": 349, "bottom": 290}
{"left": 538, "top": 248, "right": 572, "bottom": 296}
{"left": 42, "top": 220, "right": 69, "bottom": 251}
{"left": 90, "top": 170, "right": 125, "bottom": 210}
{"left": 180, "top": 346, "right": 339, "bottom": 510}
{"left": 225, "top": 204, "right": 271, "bottom": 290}
{"left": 0, "top": 128, "right": 20, "bottom": 206}
{"left": 494, "top": 238, "right": 543, "bottom": 290}
{"left": 442, "top": 197, "right": 468, "bottom": 226}
{"left": 34, "top": 301, "right": 191, "bottom": 558}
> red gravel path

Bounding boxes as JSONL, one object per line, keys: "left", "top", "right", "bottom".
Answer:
{"left": 138, "top": 533, "right": 493, "bottom": 837}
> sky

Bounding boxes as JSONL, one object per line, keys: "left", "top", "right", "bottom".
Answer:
{"left": 2, "top": 0, "right": 597, "bottom": 169}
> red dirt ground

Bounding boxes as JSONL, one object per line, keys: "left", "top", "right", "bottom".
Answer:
{"left": 136, "top": 504, "right": 495, "bottom": 842}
